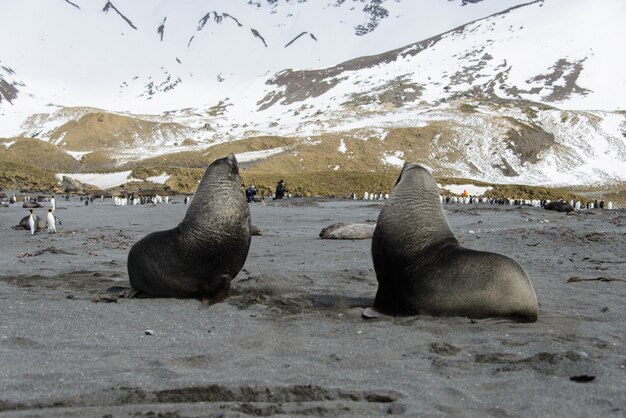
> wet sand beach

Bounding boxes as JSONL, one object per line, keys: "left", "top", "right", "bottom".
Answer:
{"left": 0, "top": 197, "right": 624, "bottom": 417}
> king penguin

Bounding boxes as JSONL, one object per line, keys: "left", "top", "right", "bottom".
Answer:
{"left": 28, "top": 209, "right": 36, "bottom": 235}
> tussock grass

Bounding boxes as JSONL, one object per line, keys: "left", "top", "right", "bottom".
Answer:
{"left": 0, "top": 161, "right": 59, "bottom": 191}
{"left": 603, "top": 189, "right": 626, "bottom": 206}
{"left": 483, "top": 184, "right": 580, "bottom": 201}
{"left": 161, "top": 168, "right": 202, "bottom": 194}
{"left": 240, "top": 170, "right": 400, "bottom": 197}
{"left": 79, "top": 150, "right": 118, "bottom": 172}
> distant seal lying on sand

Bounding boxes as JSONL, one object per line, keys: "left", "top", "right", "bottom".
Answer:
{"left": 15, "top": 214, "right": 46, "bottom": 231}
{"left": 319, "top": 223, "right": 376, "bottom": 239}
{"left": 127, "top": 154, "right": 251, "bottom": 304}
{"left": 22, "top": 201, "right": 42, "bottom": 209}
{"left": 544, "top": 201, "right": 574, "bottom": 212}
{"left": 365, "top": 163, "right": 538, "bottom": 322}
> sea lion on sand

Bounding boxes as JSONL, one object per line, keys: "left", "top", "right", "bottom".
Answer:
{"left": 544, "top": 201, "right": 574, "bottom": 212}
{"left": 319, "top": 223, "right": 376, "bottom": 239}
{"left": 366, "top": 163, "right": 538, "bottom": 322}
{"left": 127, "top": 154, "right": 251, "bottom": 304}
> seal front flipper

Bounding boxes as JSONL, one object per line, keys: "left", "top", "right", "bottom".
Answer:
{"left": 201, "top": 273, "right": 231, "bottom": 306}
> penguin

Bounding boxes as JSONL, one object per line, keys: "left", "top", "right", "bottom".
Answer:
{"left": 28, "top": 209, "right": 36, "bottom": 235}
{"left": 46, "top": 209, "right": 60, "bottom": 233}
{"left": 50, "top": 196, "right": 56, "bottom": 211}
{"left": 363, "top": 191, "right": 369, "bottom": 201}
{"left": 607, "top": 201, "right": 613, "bottom": 210}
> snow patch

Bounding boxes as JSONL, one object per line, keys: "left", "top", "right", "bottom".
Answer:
{"left": 235, "top": 147, "right": 285, "bottom": 162}
{"left": 382, "top": 151, "right": 405, "bottom": 168}
{"left": 146, "top": 173, "right": 170, "bottom": 184}
{"left": 56, "top": 171, "right": 141, "bottom": 189}
{"left": 65, "top": 150, "right": 91, "bottom": 160}
{"left": 440, "top": 184, "right": 493, "bottom": 196}
{"left": 338, "top": 138, "right": 347, "bottom": 153}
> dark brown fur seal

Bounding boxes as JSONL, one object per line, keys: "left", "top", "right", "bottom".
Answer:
{"left": 544, "top": 201, "right": 574, "bottom": 212}
{"left": 127, "top": 154, "right": 251, "bottom": 304}
{"left": 15, "top": 215, "right": 46, "bottom": 231}
{"left": 367, "top": 163, "right": 538, "bottom": 322}
{"left": 22, "top": 201, "right": 42, "bottom": 209}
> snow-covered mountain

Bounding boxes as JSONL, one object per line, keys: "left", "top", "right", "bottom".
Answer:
{"left": 1, "top": 0, "right": 625, "bottom": 188}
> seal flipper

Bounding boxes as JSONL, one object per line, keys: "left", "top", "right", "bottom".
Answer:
{"left": 118, "top": 287, "right": 145, "bottom": 299}
{"left": 362, "top": 307, "right": 384, "bottom": 319}
{"left": 201, "top": 274, "right": 231, "bottom": 306}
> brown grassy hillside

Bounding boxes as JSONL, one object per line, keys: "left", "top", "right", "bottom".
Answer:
{"left": 0, "top": 161, "right": 59, "bottom": 191}
{"left": 49, "top": 112, "right": 189, "bottom": 151}
{"left": 240, "top": 170, "right": 400, "bottom": 197}
{"left": 125, "top": 135, "right": 295, "bottom": 169}
{"left": 0, "top": 137, "right": 79, "bottom": 172}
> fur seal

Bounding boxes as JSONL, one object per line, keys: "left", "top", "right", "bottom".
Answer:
{"left": 367, "top": 163, "right": 538, "bottom": 322}
{"left": 544, "top": 201, "right": 574, "bottom": 212}
{"left": 15, "top": 214, "right": 46, "bottom": 231}
{"left": 22, "top": 201, "right": 41, "bottom": 209}
{"left": 127, "top": 154, "right": 251, "bottom": 304}
{"left": 319, "top": 223, "right": 376, "bottom": 239}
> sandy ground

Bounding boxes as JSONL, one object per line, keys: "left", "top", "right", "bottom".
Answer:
{"left": 0, "top": 196, "right": 624, "bottom": 417}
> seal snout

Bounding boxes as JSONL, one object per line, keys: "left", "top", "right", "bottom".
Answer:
{"left": 224, "top": 153, "right": 240, "bottom": 174}
{"left": 226, "top": 153, "right": 238, "bottom": 166}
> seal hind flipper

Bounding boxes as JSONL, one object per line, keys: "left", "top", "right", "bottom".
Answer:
{"left": 362, "top": 307, "right": 384, "bottom": 319}
{"left": 118, "top": 287, "right": 146, "bottom": 299}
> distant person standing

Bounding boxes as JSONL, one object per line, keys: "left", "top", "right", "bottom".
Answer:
{"left": 246, "top": 184, "right": 257, "bottom": 203}
{"left": 274, "top": 179, "right": 287, "bottom": 200}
